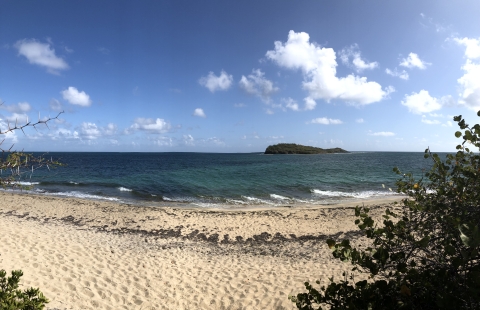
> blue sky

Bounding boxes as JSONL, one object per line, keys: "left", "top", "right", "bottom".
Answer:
{"left": 1, "top": 0, "right": 480, "bottom": 152}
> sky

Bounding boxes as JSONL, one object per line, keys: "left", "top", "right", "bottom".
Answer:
{"left": 1, "top": 0, "right": 480, "bottom": 152}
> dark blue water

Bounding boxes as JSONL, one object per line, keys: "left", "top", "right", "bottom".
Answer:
{"left": 13, "top": 152, "right": 434, "bottom": 208}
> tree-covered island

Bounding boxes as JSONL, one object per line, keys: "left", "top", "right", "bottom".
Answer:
{"left": 264, "top": 143, "right": 349, "bottom": 154}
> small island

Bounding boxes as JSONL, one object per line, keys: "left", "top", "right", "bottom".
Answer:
{"left": 264, "top": 143, "right": 349, "bottom": 154}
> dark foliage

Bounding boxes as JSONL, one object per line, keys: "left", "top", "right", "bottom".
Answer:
{"left": 265, "top": 143, "right": 348, "bottom": 154}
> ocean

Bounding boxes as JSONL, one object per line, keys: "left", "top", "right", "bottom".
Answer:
{"left": 11, "top": 152, "right": 436, "bottom": 208}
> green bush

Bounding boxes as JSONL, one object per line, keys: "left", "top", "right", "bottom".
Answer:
{"left": 290, "top": 112, "right": 480, "bottom": 309}
{"left": 0, "top": 270, "right": 48, "bottom": 310}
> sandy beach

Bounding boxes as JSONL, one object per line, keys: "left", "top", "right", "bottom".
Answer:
{"left": 0, "top": 192, "right": 404, "bottom": 309}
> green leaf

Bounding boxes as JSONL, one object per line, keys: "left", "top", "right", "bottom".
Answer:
{"left": 455, "top": 131, "right": 462, "bottom": 138}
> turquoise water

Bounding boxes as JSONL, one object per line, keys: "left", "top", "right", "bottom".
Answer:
{"left": 14, "top": 152, "right": 435, "bottom": 208}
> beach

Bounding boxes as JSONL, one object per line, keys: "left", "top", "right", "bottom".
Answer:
{"left": 0, "top": 192, "right": 404, "bottom": 309}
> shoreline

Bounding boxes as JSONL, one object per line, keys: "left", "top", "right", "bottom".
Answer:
{"left": 4, "top": 189, "right": 406, "bottom": 211}
{"left": 0, "top": 192, "right": 406, "bottom": 309}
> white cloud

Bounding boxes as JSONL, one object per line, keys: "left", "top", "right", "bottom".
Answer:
{"left": 266, "top": 30, "right": 391, "bottom": 106}
{"left": 385, "top": 68, "right": 409, "bottom": 80}
{"left": 400, "top": 53, "right": 430, "bottom": 69}
{"left": 304, "top": 97, "right": 317, "bottom": 110}
{"left": 239, "top": 69, "right": 278, "bottom": 103}
{"left": 104, "top": 123, "right": 117, "bottom": 135}
{"left": 0, "top": 102, "right": 31, "bottom": 113}
{"left": 183, "top": 134, "right": 194, "bottom": 146}
{"left": 0, "top": 120, "right": 18, "bottom": 144}
{"left": 193, "top": 108, "right": 206, "bottom": 118}
{"left": 15, "top": 39, "right": 69, "bottom": 74}
{"left": 339, "top": 44, "right": 378, "bottom": 72}
{"left": 442, "top": 121, "right": 453, "bottom": 127}
{"left": 154, "top": 137, "right": 173, "bottom": 146}
{"left": 205, "top": 137, "right": 225, "bottom": 146}
{"left": 309, "top": 117, "right": 343, "bottom": 125}
{"left": 130, "top": 118, "right": 171, "bottom": 133}
{"left": 48, "top": 128, "right": 79, "bottom": 141}
{"left": 457, "top": 60, "right": 480, "bottom": 110}
{"left": 421, "top": 118, "right": 441, "bottom": 125}
{"left": 234, "top": 103, "right": 246, "bottom": 108}
{"left": 401, "top": 90, "right": 450, "bottom": 114}
{"left": 420, "top": 13, "right": 447, "bottom": 33}
{"left": 61, "top": 87, "right": 92, "bottom": 107}
{"left": 356, "top": 118, "right": 364, "bottom": 123}
{"left": 454, "top": 38, "right": 480, "bottom": 111}
{"left": 370, "top": 131, "right": 395, "bottom": 137}
{"left": 282, "top": 98, "right": 299, "bottom": 111}
{"left": 3, "top": 112, "right": 29, "bottom": 124}
{"left": 199, "top": 70, "right": 233, "bottom": 93}
{"left": 454, "top": 37, "right": 480, "bottom": 60}
{"left": 78, "top": 122, "right": 102, "bottom": 140}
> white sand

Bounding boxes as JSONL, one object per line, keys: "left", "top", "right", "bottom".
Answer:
{"left": 0, "top": 192, "right": 404, "bottom": 309}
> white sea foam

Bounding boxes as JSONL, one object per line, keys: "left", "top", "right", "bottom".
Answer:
{"left": 162, "top": 196, "right": 173, "bottom": 201}
{"left": 226, "top": 199, "right": 248, "bottom": 205}
{"left": 270, "top": 194, "right": 290, "bottom": 200}
{"left": 14, "top": 181, "right": 40, "bottom": 186}
{"left": 312, "top": 189, "right": 398, "bottom": 199}
{"left": 118, "top": 187, "right": 132, "bottom": 192}
{"left": 69, "top": 181, "right": 79, "bottom": 185}
{"left": 48, "top": 191, "right": 121, "bottom": 202}
{"left": 241, "top": 196, "right": 275, "bottom": 205}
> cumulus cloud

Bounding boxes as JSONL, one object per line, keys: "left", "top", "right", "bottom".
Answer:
{"left": 15, "top": 39, "right": 69, "bottom": 74}
{"left": 239, "top": 69, "right": 278, "bottom": 103}
{"left": 0, "top": 102, "right": 31, "bottom": 113}
{"left": 339, "top": 44, "right": 378, "bottom": 72}
{"left": 401, "top": 90, "right": 453, "bottom": 114}
{"left": 356, "top": 118, "right": 364, "bottom": 123}
{"left": 79, "top": 122, "right": 101, "bottom": 140}
{"left": 309, "top": 117, "right": 343, "bottom": 125}
{"left": 457, "top": 60, "right": 480, "bottom": 110}
{"left": 266, "top": 31, "right": 391, "bottom": 107}
{"left": 193, "top": 108, "right": 206, "bottom": 118}
{"left": 61, "top": 87, "right": 92, "bottom": 107}
{"left": 400, "top": 53, "right": 430, "bottom": 69}
{"left": 385, "top": 68, "right": 409, "bottom": 80}
{"left": 454, "top": 37, "right": 480, "bottom": 110}
{"left": 104, "top": 123, "right": 117, "bottom": 135}
{"left": 369, "top": 131, "right": 395, "bottom": 137}
{"left": 48, "top": 128, "right": 79, "bottom": 141}
{"left": 282, "top": 98, "right": 300, "bottom": 111}
{"left": 454, "top": 37, "right": 480, "bottom": 60}
{"left": 199, "top": 70, "right": 233, "bottom": 93}
{"left": 129, "top": 118, "right": 171, "bottom": 133}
